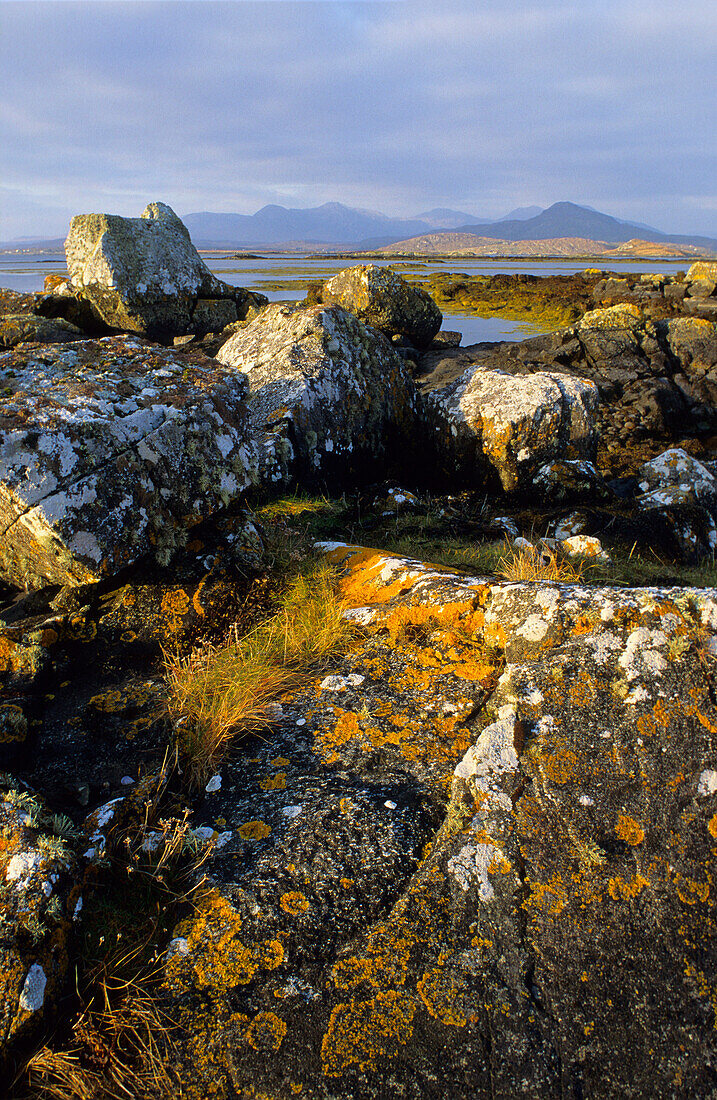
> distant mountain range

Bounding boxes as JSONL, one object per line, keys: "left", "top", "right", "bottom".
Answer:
{"left": 1, "top": 200, "right": 715, "bottom": 254}
{"left": 181, "top": 200, "right": 716, "bottom": 252}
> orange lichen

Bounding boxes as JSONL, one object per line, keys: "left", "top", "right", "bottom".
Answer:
{"left": 608, "top": 874, "right": 650, "bottom": 900}
{"left": 708, "top": 813, "right": 717, "bottom": 839}
{"left": 674, "top": 875, "right": 710, "bottom": 906}
{"left": 541, "top": 748, "right": 579, "bottom": 785}
{"left": 238, "top": 821, "right": 272, "bottom": 840}
{"left": 280, "top": 892, "right": 310, "bottom": 916}
{"left": 417, "top": 963, "right": 477, "bottom": 1028}
{"left": 523, "top": 875, "right": 569, "bottom": 917}
{"left": 245, "top": 1012, "right": 287, "bottom": 1052}
{"left": 259, "top": 773, "right": 287, "bottom": 791}
{"left": 161, "top": 588, "right": 191, "bottom": 634}
{"left": 168, "top": 891, "right": 284, "bottom": 995}
{"left": 320, "top": 991, "right": 416, "bottom": 1076}
{"left": 615, "top": 815, "right": 645, "bottom": 846}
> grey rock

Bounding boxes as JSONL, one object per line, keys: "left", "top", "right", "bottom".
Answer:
{"left": 320, "top": 264, "right": 442, "bottom": 348}
{"left": 65, "top": 202, "right": 266, "bottom": 340}
{"left": 215, "top": 302, "right": 422, "bottom": 486}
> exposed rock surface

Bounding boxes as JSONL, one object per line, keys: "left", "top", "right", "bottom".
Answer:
{"left": 418, "top": 309, "right": 717, "bottom": 477}
{"left": 0, "top": 793, "right": 78, "bottom": 1073}
{"left": 65, "top": 202, "right": 266, "bottom": 340}
{"left": 319, "top": 264, "right": 442, "bottom": 348}
{"left": 153, "top": 544, "right": 717, "bottom": 1099}
{"left": 0, "top": 336, "right": 260, "bottom": 589}
{"left": 424, "top": 364, "right": 598, "bottom": 491}
{"left": 216, "top": 302, "right": 422, "bottom": 485}
{"left": 0, "top": 314, "right": 85, "bottom": 349}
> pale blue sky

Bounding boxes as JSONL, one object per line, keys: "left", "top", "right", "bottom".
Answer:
{"left": 1, "top": 0, "right": 715, "bottom": 238}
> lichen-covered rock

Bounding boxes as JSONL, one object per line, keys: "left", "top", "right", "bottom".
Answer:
{"left": 320, "top": 264, "right": 442, "bottom": 349}
{"left": 65, "top": 202, "right": 266, "bottom": 340}
{"left": 532, "top": 458, "right": 604, "bottom": 503}
{"left": 425, "top": 365, "right": 598, "bottom": 491}
{"left": 0, "top": 790, "right": 79, "bottom": 1073}
{"left": 216, "top": 303, "right": 422, "bottom": 486}
{"left": 0, "top": 313, "right": 84, "bottom": 349}
{"left": 577, "top": 302, "right": 644, "bottom": 330}
{"left": 637, "top": 447, "right": 717, "bottom": 508}
{"left": 559, "top": 533, "right": 609, "bottom": 559}
{"left": 156, "top": 543, "right": 717, "bottom": 1099}
{"left": 685, "top": 261, "right": 717, "bottom": 299}
{"left": 0, "top": 336, "right": 261, "bottom": 589}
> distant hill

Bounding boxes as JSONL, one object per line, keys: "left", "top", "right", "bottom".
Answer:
{"left": 453, "top": 201, "right": 717, "bottom": 252}
{"left": 182, "top": 203, "right": 435, "bottom": 248}
{"left": 413, "top": 207, "right": 486, "bottom": 228}
{"left": 497, "top": 205, "right": 544, "bottom": 221}
{"left": 2, "top": 200, "right": 715, "bottom": 255}
{"left": 369, "top": 233, "right": 712, "bottom": 259}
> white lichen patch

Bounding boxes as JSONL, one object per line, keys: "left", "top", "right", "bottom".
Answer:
{"left": 19, "top": 964, "right": 47, "bottom": 1014}
{"left": 697, "top": 770, "right": 717, "bottom": 797}
{"left": 515, "top": 614, "right": 550, "bottom": 642}
{"left": 619, "top": 628, "right": 668, "bottom": 681}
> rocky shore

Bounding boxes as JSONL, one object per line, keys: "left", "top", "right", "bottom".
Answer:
{"left": 1, "top": 204, "right": 716, "bottom": 1098}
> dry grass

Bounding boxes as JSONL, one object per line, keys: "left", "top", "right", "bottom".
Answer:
{"left": 165, "top": 561, "right": 352, "bottom": 787}
{"left": 18, "top": 982, "right": 178, "bottom": 1100}
{"left": 496, "top": 542, "right": 590, "bottom": 583}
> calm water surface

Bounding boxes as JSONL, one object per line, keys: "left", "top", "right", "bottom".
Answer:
{"left": 0, "top": 251, "right": 690, "bottom": 346}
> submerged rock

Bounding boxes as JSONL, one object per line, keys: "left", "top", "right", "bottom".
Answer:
{"left": 0, "top": 336, "right": 260, "bottom": 589}
{"left": 216, "top": 302, "right": 422, "bottom": 486}
{"left": 65, "top": 202, "right": 266, "bottom": 340}
{"left": 319, "top": 264, "right": 442, "bottom": 348}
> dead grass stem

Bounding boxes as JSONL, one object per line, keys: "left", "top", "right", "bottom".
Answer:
{"left": 496, "top": 542, "right": 589, "bottom": 583}
{"left": 165, "top": 561, "right": 352, "bottom": 787}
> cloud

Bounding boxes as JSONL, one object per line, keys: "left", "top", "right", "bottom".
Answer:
{"left": 0, "top": 0, "right": 715, "bottom": 238}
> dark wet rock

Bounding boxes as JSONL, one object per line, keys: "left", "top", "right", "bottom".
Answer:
{"left": 532, "top": 458, "right": 606, "bottom": 503}
{"left": 216, "top": 302, "right": 422, "bottom": 487}
{"left": 0, "top": 336, "right": 261, "bottom": 589}
{"left": 319, "top": 264, "right": 442, "bottom": 349}
{"left": 155, "top": 544, "right": 717, "bottom": 1099}
{"left": 64, "top": 202, "right": 266, "bottom": 341}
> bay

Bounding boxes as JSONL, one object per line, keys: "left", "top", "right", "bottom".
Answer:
{"left": 0, "top": 250, "right": 691, "bottom": 346}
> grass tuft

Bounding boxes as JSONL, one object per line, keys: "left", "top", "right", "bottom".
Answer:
{"left": 165, "top": 561, "right": 352, "bottom": 787}
{"left": 496, "top": 542, "right": 590, "bottom": 583}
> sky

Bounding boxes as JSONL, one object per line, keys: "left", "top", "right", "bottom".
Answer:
{"left": 1, "top": 0, "right": 716, "bottom": 240}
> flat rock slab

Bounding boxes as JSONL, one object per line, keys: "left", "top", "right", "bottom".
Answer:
{"left": 160, "top": 544, "right": 717, "bottom": 1099}
{"left": 0, "top": 336, "right": 259, "bottom": 589}
{"left": 216, "top": 303, "right": 421, "bottom": 485}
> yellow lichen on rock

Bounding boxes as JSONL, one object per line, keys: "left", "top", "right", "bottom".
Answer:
{"left": 320, "top": 991, "right": 416, "bottom": 1076}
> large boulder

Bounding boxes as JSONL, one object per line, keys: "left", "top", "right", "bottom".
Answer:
{"left": 319, "top": 264, "right": 442, "bottom": 348}
{"left": 0, "top": 336, "right": 261, "bottom": 589}
{"left": 158, "top": 543, "right": 717, "bottom": 1099}
{"left": 425, "top": 364, "right": 598, "bottom": 491}
{"left": 215, "top": 303, "right": 422, "bottom": 485}
{"left": 65, "top": 202, "right": 266, "bottom": 340}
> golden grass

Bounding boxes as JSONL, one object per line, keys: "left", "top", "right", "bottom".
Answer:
{"left": 18, "top": 984, "right": 178, "bottom": 1100}
{"left": 165, "top": 562, "right": 352, "bottom": 787}
{"left": 496, "top": 542, "right": 589, "bottom": 583}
